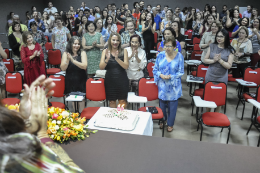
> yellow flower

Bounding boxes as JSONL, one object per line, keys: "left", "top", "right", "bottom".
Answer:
{"left": 73, "top": 124, "right": 84, "bottom": 132}
{"left": 57, "top": 136, "right": 60, "bottom": 141}
{"left": 48, "top": 127, "right": 57, "bottom": 134}
{"left": 57, "top": 115, "right": 63, "bottom": 120}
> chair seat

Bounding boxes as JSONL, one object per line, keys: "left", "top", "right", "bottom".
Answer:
{"left": 138, "top": 106, "right": 164, "bottom": 119}
{"left": 243, "top": 93, "right": 254, "bottom": 101}
{"left": 50, "top": 102, "right": 65, "bottom": 109}
{"left": 2, "top": 98, "right": 20, "bottom": 105}
{"left": 194, "top": 88, "right": 204, "bottom": 98}
{"left": 257, "top": 116, "right": 260, "bottom": 123}
{"left": 202, "top": 112, "right": 230, "bottom": 127}
{"left": 191, "top": 71, "right": 197, "bottom": 76}
{"left": 47, "top": 68, "right": 61, "bottom": 74}
{"left": 81, "top": 107, "right": 100, "bottom": 119}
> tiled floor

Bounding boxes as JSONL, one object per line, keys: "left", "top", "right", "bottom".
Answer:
{"left": 14, "top": 63, "right": 259, "bottom": 147}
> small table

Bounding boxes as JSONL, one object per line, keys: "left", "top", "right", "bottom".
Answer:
{"left": 65, "top": 95, "right": 84, "bottom": 113}
{"left": 87, "top": 107, "right": 153, "bottom": 136}
{"left": 186, "top": 75, "right": 204, "bottom": 97}
{"left": 55, "top": 71, "right": 66, "bottom": 76}
{"left": 185, "top": 60, "right": 201, "bottom": 75}
{"left": 127, "top": 92, "right": 147, "bottom": 110}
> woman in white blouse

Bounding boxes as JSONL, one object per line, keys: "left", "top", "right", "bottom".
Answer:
{"left": 125, "top": 34, "right": 147, "bottom": 92}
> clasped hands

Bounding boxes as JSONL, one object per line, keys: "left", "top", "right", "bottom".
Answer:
{"left": 105, "top": 48, "right": 119, "bottom": 63}
{"left": 160, "top": 74, "right": 171, "bottom": 80}
{"left": 213, "top": 53, "right": 221, "bottom": 62}
{"left": 32, "top": 50, "right": 41, "bottom": 59}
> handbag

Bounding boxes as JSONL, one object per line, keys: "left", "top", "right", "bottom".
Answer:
{"left": 147, "top": 106, "right": 158, "bottom": 114}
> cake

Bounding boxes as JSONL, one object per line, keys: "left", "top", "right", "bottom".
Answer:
{"left": 95, "top": 105, "right": 139, "bottom": 131}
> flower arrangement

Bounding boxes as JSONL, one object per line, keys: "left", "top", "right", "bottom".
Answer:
{"left": 5, "top": 104, "right": 20, "bottom": 112}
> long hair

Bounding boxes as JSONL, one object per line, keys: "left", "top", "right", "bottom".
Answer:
{"left": 172, "top": 21, "right": 181, "bottom": 34}
{"left": 108, "top": 32, "right": 123, "bottom": 55}
{"left": 211, "top": 5, "right": 218, "bottom": 13}
{"left": 22, "top": 31, "right": 36, "bottom": 46}
{"left": 94, "top": 18, "right": 103, "bottom": 32}
{"left": 139, "top": 12, "right": 146, "bottom": 25}
{"left": 66, "top": 36, "right": 82, "bottom": 56}
{"left": 11, "top": 22, "right": 22, "bottom": 33}
{"left": 104, "top": 15, "right": 114, "bottom": 28}
{"left": 204, "top": 4, "right": 212, "bottom": 13}
{"left": 251, "top": 18, "right": 260, "bottom": 30}
{"left": 203, "top": 14, "right": 216, "bottom": 25}
{"left": 239, "top": 17, "right": 250, "bottom": 27}
{"left": 251, "top": 8, "right": 258, "bottom": 20}
{"left": 214, "top": 29, "right": 235, "bottom": 53}
{"left": 145, "top": 13, "right": 154, "bottom": 26}
{"left": 101, "top": 10, "right": 108, "bottom": 20}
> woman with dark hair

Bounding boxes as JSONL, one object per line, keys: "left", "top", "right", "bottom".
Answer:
{"left": 94, "top": 6, "right": 101, "bottom": 18}
{"left": 95, "top": 18, "right": 110, "bottom": 47}
{"left": 159, "top": 27, "right": 182, "bottom": 53}
{"left": 138, "top": 12, "right": 146, "bottom": 33}
{"left": 250, "top": 8, "right": 259, "bottom": 26}
{"left": 8, "top": 22, "right": 23, "bottom": 57}
{"left": 115, "top": 8, "right": 125, "bottom": 33}
{"left": 42, "top": 11, "right": 54, "bottom": 41}
{"left": 99, "top": 33, "right": 129, "bottom": 108}
{"left": 225, "top": 9, "right": 240, "bottom": 35}
{"left": 104, "top": 15, "right": 117, "bottom": 34}
{"left": 181, "top": 7, "right": 188, "bottom": 28}
{"left": 248, "top": 18, "right": 260, "bottom": 67}
{"left": 30, "top": 21, "right": 47, "bottom": 47}
{"left": 61, "top": 36, "right": 87, "bottom": 111}
{"left": 203, "top": 4, "right": 211, "bottom": 18}
{"left": 62, "top": 12, "right": 73, "bottom": 35}
{"left": 7, "top": 12, "right": 14, "bottom": 27}
{"left": 126, "top": 34, "right": 147, "bottom": 91}
{"left": 132, "top": 2, "right": 139, "bottom": 14}
{"left": 232, "top": 17, "right": 249, "bottom": 38}
{"left": 172, "top": 21, "right": 186, "bottom": 49}
{"left": 192, "top": 12, "right": 204, "bottom": 39}
{"left": 20, "top": 31, "right": 45, "bottom": 86}
{"left": 101, "top": 10, "right": 108, "bottom": 24}
{"left": 142, "top": 13, "right": 156, "bottom": 60}
{"left": 25, "top": 11, "right": 31, "bottom": 27}
{"left": 211, "top": 5, "right": 219, "bottom": 21}
{"left": 204, "top": 29, "right": 234, "bottom": 111}
{"left": 186, "top": 8, "right": 196, "bottom": 30}
{"left": 173, "top": 17, "right": 184, "bottom": 28}
{"left": 78, "top": 15, "right": 88, "bottom": 36}
{"left": 82, "top": 21, "right": 104, "bottom": 78}
{"left": 199, "top": 14, "right": 215, "bottom": 36}
{"left": 153, "top": 36, "right": 184, "bottom": 132}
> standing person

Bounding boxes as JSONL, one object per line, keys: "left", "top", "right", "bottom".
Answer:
{"left": 102, "top": 10, "right": 108, "bottom": 24}
{"left": 8, "top": 15, "right": 28, "bottom": 35}
{"left": 174, "top": 7, "right": 182, "bottom": 18}
{"left": 219, "top": 5, "right": 227, "bottom": 21}
{"left": 74, "top": 10, "right": 83, "bottom": 33}
{"left": 84, "top": 9, "right": 95, "bottom": 22}
{"left": 192, "top": 12, "right": 204, "bottom": 39}
{"left": 60, "top": 36, "right": 87, "bottom": 112}
{"left": 231, "top": 17, "right": 249, "bottom": 38}
{"left": 231, "top": 27, "right": 252, "bottom": 79}
{"left": 8, "top": 22, "right": 23, "bottom": 58}
{"left": 44, "top": 1, "right": 58, "bottom": 20}
{"left": 104, "top": 15, "right": 117, "bottom": 34}
{"left": 95, "top": 18, "right": 110, "bottom": 47}
{"left": 181, "top": 7, "right": 188, "bottom": 28}
{"left": 42, "top": 11, "right": 54, "bottom": 41}
{"left": 62, "top": 12, "right": 73, "bottom": 35}
{"left": 94, "top": 6, "right": 101, "bottom": 18}
{"left": 52, "top": 17, "right": 71, "bottom": 55}
{"left": 0, "top": 42, "right": 8, "bottom": 99}
{"left": 186, "top": 8, "right": 196, "bottom": 30}
{"left": 138, "top": 12, "right": 146, "bottom": 33}
{"left": 68, "top": 6, "right": 76, "bottom": 16}
{"left": 20, "top": 31, "right": 45, "bottom": 86}
{"left": 142, "top": 13, "right": 156, "bottom": 61}
{"left": 99, "top": 33, "right": 129, "bottom": 108}
{"left": 203, "top": 4, "right": 212, "bottom": 18}
{"left": 25, "top": 11, "right": 31, "bottom": 27}
{"left": 78, "top": 15, "right": 88, "bottom": 36}
{"left": 250, "top": 8, "right": 259, "bottom": 27}
{"left": 242, "top": 5, "right": 253, "bottom": 18}
{"left": 153, "top": 36, "right": 184, "bottom": 132}
{"left": 156, "top": 4, "right": 163, "bottom": 18}
{"left": 126, "top": 34, "right": 147, "bottom": 91}
{"left": 28, "top": 11, "right": 45, "bottom": 32}
{"left": 115, "top": 9, "right": 125, "bottom": 32}
{"left": 224, "top": 9, "right": 241, "bottom": 35}
{"left": 200, "top": 21, "right": 222, "bottom": 62}
{"left": 82, "top": 22, "right": 104, "bottom": 78}
{"left": 204, "top": 29, "right": 234, "bottom": 112}
{"left": 161, "top": 9, "right": 174, "bottom": 32}
{"left": 7, "top": 12, "right": 14, "bottom": 27}
{"left": 80, "top": 2, "right": 89, "bottom": 11}
{"left": 152, "top": 7, "right": 162, "bottom": 31}
{"left": 211, "top": 5, "right": 219, "bottom": 21}
{"left": 172, "top": 21, "right": 186, "bottom": 49}
{"left": 132, "top": 2, "right": 141, "bottom": 28}
{"left": 248, "top": 18, "right": 260, "bottom": 67}
{"left": 199, "top": 14, "right": 215, "bottom": 36}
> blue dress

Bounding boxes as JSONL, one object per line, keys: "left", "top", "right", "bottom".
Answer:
{"left": 153, "top": 52, "right": 184, "bottom": 101}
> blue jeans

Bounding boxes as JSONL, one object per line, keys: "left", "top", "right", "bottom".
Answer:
{"left": 159, "top": 99, "right": 178, "bottom": 127}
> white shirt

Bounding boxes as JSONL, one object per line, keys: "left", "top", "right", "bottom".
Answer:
{"left": 44, "top": 7, "right": 58, "bottom": 20}
{"left": 125, "top": 47, "right": 147, "bottom": 80}
{"left": 80, "top": 7, "right": 89, "bottom": 11}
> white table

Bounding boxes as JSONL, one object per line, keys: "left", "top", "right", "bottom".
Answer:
{"left": 236, "top": 79, "right": 257, "bottom": 86}
{"left": 186, "top": 75, "right": 204, "bottom": 97}
{"left": 65, "top": 95, "right": 84, "bottom": 113}
{"left": 87, "top": 107, "right": 153, "bottom": 136}
{"left": 127, "top": 92, "right": 148, "bottom": 110}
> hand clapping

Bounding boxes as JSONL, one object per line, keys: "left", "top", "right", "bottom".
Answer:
{"left": 214, "top": 53, "right": 221, "bottom": 62}
{"left": 105, "top": 48, "right": 111, "bottom": 62}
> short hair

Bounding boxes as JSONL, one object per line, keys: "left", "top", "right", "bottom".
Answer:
{"left": 85, "top": 21, "right": 96, "bottom": 32}
{"left": 66, "top": 36, "right": 82, "bottom": 56}
{"left": 164, "top": 36, "right": 177, "bottom": 48}
{"left": 163, "top": 27, "right": 176, "bottom": 40}
{"left": 239, "top": 17, "right": 250, "bottom": 27}
{"left": 29, "top": 21, "right": 37, "bottom": 28}
{"left": 238, "top": 26, "right": 249, "bottom": 37}
{"left": 55, "top": 16, "right": 62, "bottom": 22}
{"left": 11, "top": 22, "right": 22, "bottom": 32}
{"left": 125, "top": 19, "right": 136, "bottom": 28}
{"left": 130, "top": 34, "right": 142, "bottom": 47}
{"left": 22, "top": 31, "right": 36, "bottom": 45}
{"left": 210, "top": 20, "right": 222, "bottom": 31}
{"left": 111, "top": 3, "right": 116, "bottom": 7}
{"left": 84, "top": 9, "right": 90, "bottom": 13}
{"left": 94, "top": 18, "right": 103, "bottom": 31}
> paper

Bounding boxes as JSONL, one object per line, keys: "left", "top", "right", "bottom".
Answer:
{"left": 8, "top": 76, "right": 16, "bottom": 78}
{"left": 4, "top": 62, "right": 10, "bottom": 64}
{"left": 146, "top": 81, "right": 155, "bottom": 83}
{"left": 211, "top": 86, "right": 222, "bottom": 89}
{"left": 201, "top": 68, "right": 208, "bottom": 70}
{"left": 249, "top": 71, "right": 257, "bottom": 74}
{"left": 195, "top": 54, "right": 201, "bottom": 56}
{"left": 91, "top": 81, "right": 102, "bottom": 83}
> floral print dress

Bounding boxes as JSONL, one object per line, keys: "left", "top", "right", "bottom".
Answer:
{"left": 52, "top": 26, "right": 70, "bottom": 54}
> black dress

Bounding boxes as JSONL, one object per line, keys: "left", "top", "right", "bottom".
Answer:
{"left": 105, "top": 54, "right": 129, "bottom": 100}
{"left": 143, "top": 23, "right": 154, "bottom": 60}
{"left": 64, "top": 55, "right": 87, "bottom": 94}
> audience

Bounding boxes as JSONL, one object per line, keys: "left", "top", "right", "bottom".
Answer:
{"left": 242, "top": 5, "right": 252, "bottom": 18}
{"left": 30, "top": 21, "right": 47, "bottom": 47}
{"left": 152, "top": 7, "right": 162, "bottom": 31}
{"left": 192, "top": 12, "right": 204, "bottom": 39}
{"left": 186, "top": 8, "right": 196, "bottom": 30}
{"left": 159, "top": 27, "right": 182, "bottom": 53}
{"left": 84, "top": 9, "right": 95, "bottom": 22}
{"left": 8, "top": 22, "right": 23, "bottom": 58}
{"left": 78, "top": 15, "right": 88, "bottom": 36}
{"left": 211, "top": 5, "right": 219, "bottom": 21}
{"left": 138, "top": 12, "right": 146, "bottom": 33}
{"left": 219, "top": 5, "right": 228, "bottom": 21}
{"left": 161, "top": 9, "right": 174, "bottom": 32}
{"left": 225, "top": 9, "right": 241, "bottom": 35}
{"left": 0, "top": 42, "right": 8, "bottom": 99}
{"left": 172, "top": 21, "right": 186, "bottom": 49}
{"left": 7, "top": 12, "right": 14, "bottom": 27}
{"left": 199, "top": 14, "right": 215, "bottom": 36}
{"left": 248, "top": 18, "right": 260, "bottom": 67}
{"left": 28, "top": 11, "right": 46, "bottom": 32}
{"left": 250, "top": 8, "right": 259, "bottom": 27}
{"left": 232, "top": 17, "right": 249, "bottom": 38}
{"left": 95, "top": 18, "right": 110, "bottom": 47}
{"left": 42, "top": 11, "right": 54, "bottom": 41}
{"left": 8, "top": 15, "right": 28, "bottom": 35}
{"left": 104, "top": 15, "right": 118, "bottom": 34}
{"left": 43, "top": 1, "right": 58, "bottom": 20}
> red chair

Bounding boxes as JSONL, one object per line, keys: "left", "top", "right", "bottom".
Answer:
{"left": 45, "top": 42, "right": 53, "bottom": 51}
{"left": 48, "top": 75, "right": 66, "bottom": 109}
{"left": 154, "top": 32, "right": 158, "bottom": 45}
{"left": 193, "top": 37, "right": 201, "bottom": 45}
{"left": 2, "top": 72, "right": 23, "bottom": 105}
{"left": 80, "top": 78, "right": 106, "bottom": 120}
{"left": 194, "top": 82, "right": 230, "bottom": 144}
{"left": 45, "top": 36, "right": 49, "bottom": 42}
{"left": 3, "top": 59, "right": 15, "bottom": 72}
{"left": 193, "top": 44, "right": 201, "bottom": 51}
{"left": 137, "top": 77, "right": 165, "bottom": 137}
{"left": 4, "top": 49, "right": 11, "bottom": 59}
{"left": 185, "top": 30, "right": 193, "bottom": 52}
{"left": 147, "top": 62, "right": 154, "bottom": 77}
{"left": 246, "top": 86, "right": 260, "bottom": 147}
{"left": 228, "top": 73, "right": 242, "bottom": 82}
{"left": 47, "top": 49, "right": 61, "bottom": 75}
{"left": 236, "top": 67, "right": 260, "bottom": 120}
{"left": 190, "top": 50, "right": 202, "bottom": 61}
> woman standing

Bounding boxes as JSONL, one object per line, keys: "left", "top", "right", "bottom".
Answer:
{"left": 200, "top": 21, "right": 222, "bottom": 62}
{"left": 142, "top": 13, "right": 156, "bottom": 61}
{"left": 204, "top": 29, "right": 234, "bottom": 112}
{"left": 30, "top": 21, "right": 47, "bottom": 47}
{"left": 101, "top": 10, "right": 108, "bottom": 25}
{"left": 60, "top": 36, "right": 87, "bottom": 112}
{"left": 82, "top": 22, "right": 104, "bottom": 78}
{"left": 20, "top": 31, "right": 45, "bottom": 86}
{"left": 115, "top": 9, "right": 125, "bottom": 33}
{"left": 192, "top": 12, "right": 204, "bottom": 39}
{"left": 94, "top": 6, "right": 101, "bottom": 18}
{"left": 0, "top": 42, "right": 8, "bottom": 99}
{"left": 138, "top": 12, "right": 146, "bottom": 33}
{"left": 95, "top": 18, "right": 110, "bottom": 47}
{"left": 181, "top": 7, "right": 188, "bottom": 28}
{"left": 172, "top": 21, "right": 186, "bottom": 49}
{"left": 199, "top": 14, "right": 215, "bottom": 36}
{"left": 153, "top": 36, "right": 184, "bottom": 132}
{"left": 250, "top": 8, "right": 259, "bottom": 27}
{"left": 126, "top": 34, "right": 147, "bottom": 91}
{"left": 104, "top": 15, "right": 118, "bottom": 34}
{"left": 8, "top": 22, "right": 23, "bottom": 57}
{"left": 159, "top": 27, "right": 182, "bottom": 53}
{"left": 248, "top": 18, "right": 260, "bottom": 67}
{"left": 99, "top": 33, "right": 129, "bottom": 108}
{"left": 232, "top": 17, "right": 249, "bottom": 38}
{"left": 231, "top": 27, "right": 252, "bottom": 79}
{"left": 203, "top": 4, "right": 211, "bottom": 18}
{"left": 225, "top": 9, "right": 240, "bottom": 35}
{"left": 211, "top": 5, "right": 219, "bottom": 21}
{"left": 52, "top": 17, "right": 71, "bottom": 55}
{"left": 42, "top": 11, "right": 54, "bottom": 41}
{"left": 78, "top": 15, "right": 88, "bottom": 37}
{"left": 186, "top": 8, "right": 196, "bottom": 30}
{"left": 161, "top": 9, "right": 174, "bottom": 32}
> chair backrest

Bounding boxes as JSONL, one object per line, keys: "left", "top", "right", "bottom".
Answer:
{"left": 49, "top": 75, "right": 65, "bottom": 97}
{"left": 193, "top": 38, "right": 200, "bottom": 45}
{"left": 193, "top": 44, "right": 201, "bottom": 51}
{"left": 244, "top": 67, "right": 260, "bottom": 86}
{"left": 196, "top": 64, "right": 208, "bottom": 84}
{"left": 42, "top": 61, "right": 47, "bottom": 76}
{"left": 190, "top": 51, "right": 202, "bottom": 61}
{"left": 73, "top": 32, "right": 77, "bottom": 36}
{"left": 187, "top": 32, "right": 192, "bottom": 39}
{"left": 138, "top": 77, "right": 158, "bottom": 101}
{"left": 5, "top": 72, "right": 23, "bottom": 94}
{"left": 154, "top": 32, "right": 158, "bottom": 44}
{"left": 4, "top": 49, "right": 10, "bottom": 59}
{"left": 86, "top": 78, "right": 106, "bottom": 101}
{"left": 203, "top": 82, "right": 227, "bottom": 106}
{"left": 48, "top": 49, "right": 61, "bottom": 66}
{"left": 3, "top": 59, "right": 15, "bottom": 72}
{"left": 45, "top": 42, "right": 53, "bottom": 51}
{"left": 45, "top": 36, "right": 49, "bottom": 42}
{"left": 147, "top": 62, "right": 154, "bottom": 77}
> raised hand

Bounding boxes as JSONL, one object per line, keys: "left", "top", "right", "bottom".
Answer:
{"left": 115, "top": 50, "right": 119, "bottom": 59}
{"left": 36, "top": 50, "right": 41, "bottom": 57}
{"left": 66, "top": 52, "right": 72, "bottom": 60}
{"left": 105, "top": 48, "right": 111, "bottom": 61}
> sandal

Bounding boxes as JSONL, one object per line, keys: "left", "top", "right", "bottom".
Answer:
{"left": 160, "top": 122, "right": 166, "bottom": 129}
{"left": 167, "top": 126, "right": 173, "bottom": 132}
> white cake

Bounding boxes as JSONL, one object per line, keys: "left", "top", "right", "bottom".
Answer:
{"left": 95, "top": 109, "right": 139, "bottom": 131}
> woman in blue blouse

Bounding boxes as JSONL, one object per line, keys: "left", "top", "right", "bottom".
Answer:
{"left": 231, "top": 17, "right": 249, "bottom": 38}
{"left": 153, "top": 36, "right": 184, "bottom": 132}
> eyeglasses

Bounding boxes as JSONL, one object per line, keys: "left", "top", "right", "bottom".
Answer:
{"left": 165, "top": 45, "right": 173, "bottom": 48}
{"left": 216, "top": 35, "right": 224, "bottom": 38}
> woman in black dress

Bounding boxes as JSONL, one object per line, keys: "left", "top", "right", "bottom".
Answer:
{"left": 60, "top": 36, "right": 88, "bottom": 111}
{"left": 99, "top": 33, "right": 129, "bottom": 108}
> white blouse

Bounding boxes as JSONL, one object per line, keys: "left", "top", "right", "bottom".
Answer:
{"left": 125, "top": 47, "right": 147, "bottom": 80}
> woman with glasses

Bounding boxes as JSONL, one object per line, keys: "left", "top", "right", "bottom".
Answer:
{"left": 153, "top": 36, "right": 184, "bottom": 132}
{"left": 159, "top": 27, "right": 182, "bottom": 53}
{"left": 125, "top": 34, "right": 147, "bottom": 92}
{"left": 248, "top": 18, "right": 260, "bottom": 67}
{"left": 204, "top": 29, "right": 235, "bottom": 112}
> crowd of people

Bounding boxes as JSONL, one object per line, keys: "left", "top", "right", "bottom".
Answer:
{"left": 1, "top": 1, "right": 260, "bottom": 171}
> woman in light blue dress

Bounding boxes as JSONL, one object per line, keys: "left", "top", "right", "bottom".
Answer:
{"left": 153, "top": 36, "right": 184, "bottom": 132}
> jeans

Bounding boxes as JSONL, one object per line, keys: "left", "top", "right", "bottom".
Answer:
{"left": 159, "top": 99, "right": 179, "bottom": 127}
